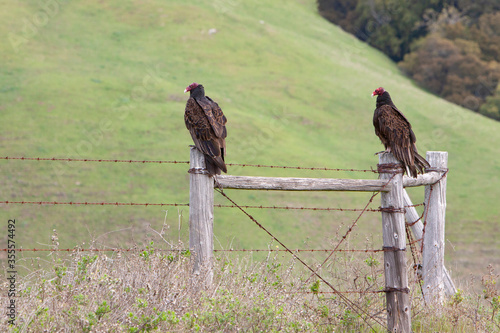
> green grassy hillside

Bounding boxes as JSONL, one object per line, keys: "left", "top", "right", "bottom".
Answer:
{"left": 1, "top": 0, "right": 499, "bottom": 280}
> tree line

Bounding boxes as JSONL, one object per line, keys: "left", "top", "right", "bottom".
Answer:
{"left": 318, "top": 0, "right": 500, "bottom": 121}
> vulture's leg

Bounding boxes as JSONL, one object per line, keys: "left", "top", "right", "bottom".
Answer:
{"left": 374, "top": 147, "right": 392, "bottom": 156}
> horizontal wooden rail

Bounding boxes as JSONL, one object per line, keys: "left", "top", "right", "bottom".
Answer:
{"left": 216, "top": 175, "right": 392, "bottom": 192}
{"left": 216, "top": 170, "right": 446, "bottom": 192}
{"left": 402, "top": 171, "right": 445, "bottom": 188}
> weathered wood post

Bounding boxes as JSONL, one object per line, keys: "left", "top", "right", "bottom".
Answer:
{"left": 403, "top": 189, "right": 456, "bottom": 297}
{"left": 188, "top": 147, "right": 214, "bottom": 285}
{"left": 379, "top": 153, "right": 411, "bottom": 333}
{"left": 422, "top": 151, "right": 448, "bottom": 304}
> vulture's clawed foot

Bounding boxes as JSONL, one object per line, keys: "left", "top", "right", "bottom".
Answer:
{"left": 374, "top": 148, "right": 391, "bottom": 156}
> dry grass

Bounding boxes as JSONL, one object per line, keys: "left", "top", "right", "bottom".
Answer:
{"left": 1, "top": 232, "right": 499, "bottom": 332}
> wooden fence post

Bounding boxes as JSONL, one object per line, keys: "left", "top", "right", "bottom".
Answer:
{"left": 188, "top": 147, "right": 214, "bottom": 286}
{"left": 422, "top": 151, "right": 448, "bottom": 304}
{"left": 403, "top": 189, "right": 457, "bottom": 297}
{"left": 379, "top": 153, "right": 411, "bottom": 333}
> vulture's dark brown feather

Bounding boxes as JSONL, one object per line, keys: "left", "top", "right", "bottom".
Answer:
{"left": 184, "top": 83, "right": 227, "bottom": 176}
{"left": 372, "top": 87, "right": 429, "bottom": 178}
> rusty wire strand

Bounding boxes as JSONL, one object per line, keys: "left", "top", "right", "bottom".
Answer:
{"left": 0, "top": 201, "right": 382, "bottom": 212}
{"left": 408, "top": 237, "right": 423, "bottom": 246}
{"left": 1, "top": 156, "right": 378, "bottom": 173}
{"left": 215, "top": 204, "right": 380, "bottom": 212}
{"left": 406, "top": 202, "right": 424, "bottom": 208}
{"left": 0, "top": 248, "right": 391, "bottom": 253}
{"left": 406, "top": 223, "right": 426, "bottom": 305}
{"left": 406, "top": 214, "right": 423, "bottom": 227}
{"left": 227, "top": 162, "right": 377, "bottom": 173}
{"left": 0, "top": 156, "right": 189, "bottom": 164}
{"left": 287, "top": 289, "right": 392, "bottom": 294}
{"left": 215, "top": 248, "right": 388, "bottom": 252}
{"left": 421, "top": 185, "right": 432, "bottom": 254}
{"left": 0, "top": 290, "right": 383, "bottom": 297}
{"left": 1, "top": 200, "right": 388, "bottom": 212}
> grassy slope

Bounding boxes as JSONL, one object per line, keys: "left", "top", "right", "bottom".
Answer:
{"left": 1, "top": 0, "right": 499, "bottom": 279}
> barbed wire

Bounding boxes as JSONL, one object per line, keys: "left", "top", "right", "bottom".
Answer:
{"left": 215, "top": 204, "right": 380, "bottom": 212}
{"left": 216, "top": 249, "right": 387, "bottom": 252}
{"left": 292, "top": 290, "right": 386, "bottom": 294}
{"left": 1, "top": 156, "right": 378, "bottom": 173}
{"left": 406, "top": 202, "right": 424, "bottom": 208}
{"left": 4, "top": 200, "right": 425, "bottom": 213}
{"left": 0, "top": 290, "right": 384, "bottom": 297}
{"left": 227, "top": 162, "right": 377, "bottom": 173}
{"left": 408, "top": 237, "right": 423, "bottom": 246}
{"left": 406, "top": 222, "right": 426, "bottom": 305}
{"left": 0, "top": 156, "right": 189, "bottom": 164}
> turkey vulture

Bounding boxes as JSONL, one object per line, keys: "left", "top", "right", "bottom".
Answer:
{"left": 184, "top": 82, "right": 227, "bottom": 176}
{"left": 372, "top": 87, "right": 429, "bottom": 178}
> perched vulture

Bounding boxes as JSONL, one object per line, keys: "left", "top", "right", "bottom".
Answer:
{"left": 184, "top": 82, "right": 227, "bottom": 176}
{"left": 372, "top": 87, "right": 429, "bottom": 178}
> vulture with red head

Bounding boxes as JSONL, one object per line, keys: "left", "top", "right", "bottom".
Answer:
{"left": 184, "top": 83, "right": 227, "bottom": 176}
{"left": 372, "top": 87, "right": 429, "bottom": 178}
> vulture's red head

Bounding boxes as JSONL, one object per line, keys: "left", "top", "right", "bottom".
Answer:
{"left": 184, "top": 82, "right": 199, "bottom": 93}
{"left": 371, "top": 87, "right": 386, "bottom": 97}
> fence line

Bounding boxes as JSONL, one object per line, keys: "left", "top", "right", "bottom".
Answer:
{"left": 1, "top": 200, "right": 425, "bottom": 212}
{"left": 0, "top": 290, "right": 386, "bottom": 297}
{"left": 293, "top": 291, "right": 387, "bottom": 294}
{"left": 216, "top": 204, "right": 380, "bottom": 212}
{"left": 0, "top": 156, "right": 189, "bottom": 164}
{"left": 0, "top": 248, "right": 415, "bottom": 253}
{"left": 226, "top": 162, "right": 377, "bottom": 173}
{"left": 2, "top": 150, "right": 451, "bottom": 331}
{"left": 0, "top": 156, "right": 377, "bottom": 173}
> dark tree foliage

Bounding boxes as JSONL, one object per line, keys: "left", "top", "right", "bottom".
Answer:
{"left": 317, "top": 0, "right": 500, "bottom": 120}
{"left": 399, "top": 35, "right": 500, "bottom": 111}
{"left": 480, "top": 87, "right": 500, "bottom": 120}
{"left": 318, "top": 0, "right": 359, "bottom": 32}
{"left": 450, "top": 0, "right": 500, "bottom": 20}
{"left": 319, "top": 0, "right": 443, "bottom": 62}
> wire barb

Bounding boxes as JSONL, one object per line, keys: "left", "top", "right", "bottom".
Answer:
{"left": 188, "top": 167, "right": 210, "bottom": 175}
{"left": 383, "top": 287, "right": 410, "bottom": 294}
{"left": 379, "top": 206, "right": 406, "bottom": 214}
{"left": 377, "top": 163, "right": 404, "bottom": 174}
